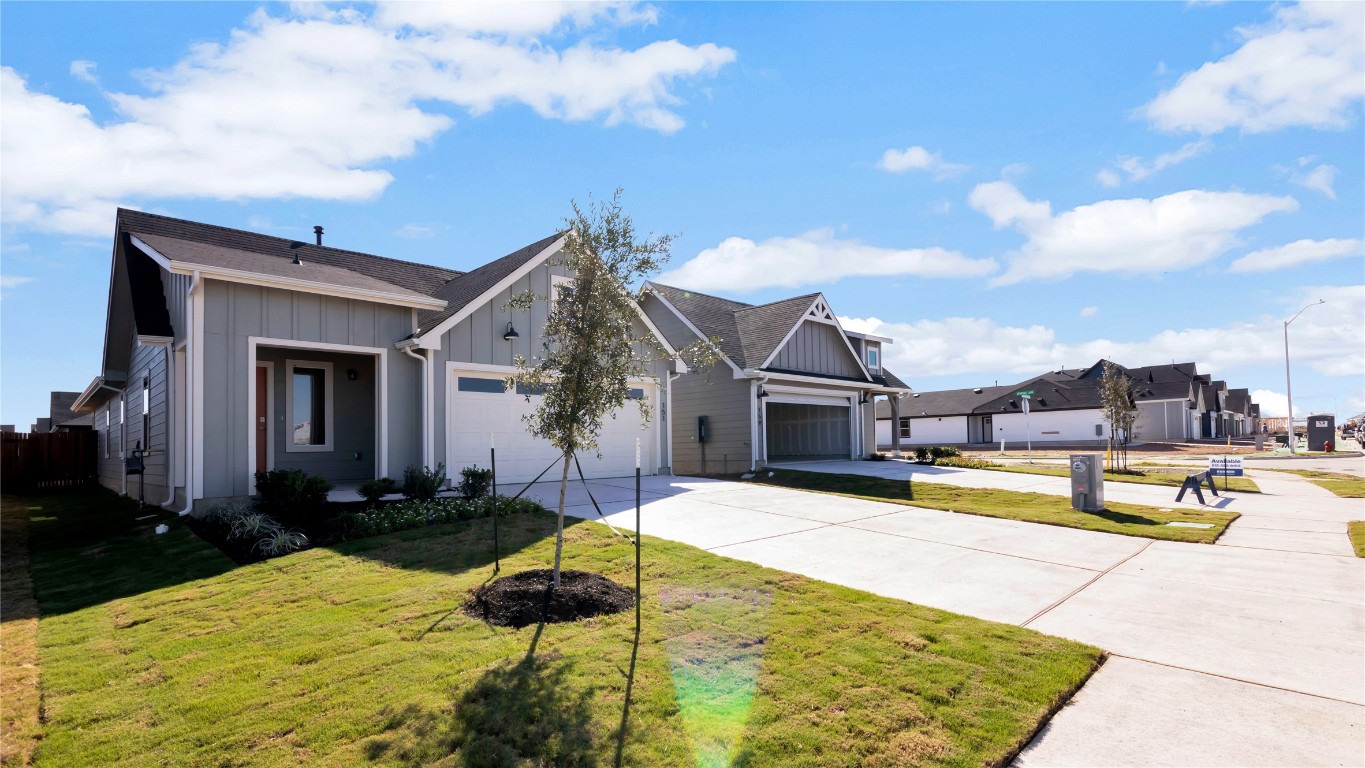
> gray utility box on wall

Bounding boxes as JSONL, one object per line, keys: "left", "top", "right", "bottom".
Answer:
{"left": 1069, "top": 453, "right": 1105, "bottom": 512}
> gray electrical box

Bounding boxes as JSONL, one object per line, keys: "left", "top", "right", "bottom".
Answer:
{"left": 1069, "top": 453, "right": 1105, "bottom": 512}
{"left": 1306, "top": 414, "right": 1335, "bottom": 452}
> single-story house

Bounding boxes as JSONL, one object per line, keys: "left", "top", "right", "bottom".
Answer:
{"left": 876, "top": 359, "right": 1259, "bottom": 446}
{"left": 73, "top": 210, "right": 680, "bottom": 512}
{"left": 638, "top": 282, "right": 910, "bottom": 472}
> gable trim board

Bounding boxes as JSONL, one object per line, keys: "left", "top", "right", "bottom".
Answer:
{"left": 413, "top": 235, "right": 566, "bottom": 348}
{"left": 757, "top": 294, "right": 873, "bottom": 381}
{"left": 640, "top": 283, "right": 746, "bottom": 377}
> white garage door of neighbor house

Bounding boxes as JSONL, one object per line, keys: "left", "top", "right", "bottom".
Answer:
{"left": 447, "top": 372, "right": 656, "bottom": 484}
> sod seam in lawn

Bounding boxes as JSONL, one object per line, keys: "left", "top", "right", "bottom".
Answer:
{"left": 748, "top": 469, "right": 1238, "bottom": 544}
{"left": 20, "top": 488, "right": 1102, "bottom": 767}
{"left": 1254, "top": 468, "right": 1365, "bottom": 498}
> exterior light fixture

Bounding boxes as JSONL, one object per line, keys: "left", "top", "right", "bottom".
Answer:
{"left": 756, "top": 386, "right": 770, "bottom": 399}
{"left": 503, "top": 322, "right": 519, "bottom": 342}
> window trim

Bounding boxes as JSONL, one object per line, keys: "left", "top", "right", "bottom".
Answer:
{"left": 898, "top": 417, "right": 911, "bottom": 439}
{"left": 866, "top": 346, "right": 880, "bottom": 371}
{"left": 551, "top": 274, "right": 573, "bottom": 307}
{"left": 284, "top": 359, "right": 334, "bottom": 453}
{"left": 119, "top": 398, "right": 125, "bottom": 458}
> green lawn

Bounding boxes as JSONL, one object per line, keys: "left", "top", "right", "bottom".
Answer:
{"left": 1256, "top": 468, "right": 1365, "bottom": 498}
{"left": 18, "top": 489, "right": 1102, "bottom": 767}
{"left": 749, "top": 469, "right": 1238, "bottom": 544}
{"left": 1349, "top": 522, "right": 1365, "bottom": 558}
{"left": 973, "top": 461, "right": 1260, "bottom": 493}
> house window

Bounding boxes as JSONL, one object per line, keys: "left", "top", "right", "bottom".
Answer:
{"left": 460, "top": 376, "right": 506, "bottom": 394}
{"left": 515, "top": 382, "right": 547, "bottom": 397}
{"left": 142, "top": 376, "right": 150, "bottom": 450}
{"left": 898, "top": 417, "right": 911, "bottom": 439}
{"left": 286, "top": 360, "right": 333, "bottom": 452}
{"left": 119, "top": 398, "right": 125, "bottom": 457}
{"left": 628, "top": 387, "right": 646, "bottom": 400}
{"left": 866, "top": 346, "right": 880, "bottom": 370}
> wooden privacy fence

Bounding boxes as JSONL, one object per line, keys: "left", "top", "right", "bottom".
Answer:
{"left": 1, "top": 431, "right": 97, "bottom": 491}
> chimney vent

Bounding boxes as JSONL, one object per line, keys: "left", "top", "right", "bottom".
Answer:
{"left": 314, "top": 225, "right": 324, "bottom": 246}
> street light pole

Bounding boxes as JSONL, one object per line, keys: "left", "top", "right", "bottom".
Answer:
{"left": 1283, "top": 299, "right": 1324, "bottom": 455}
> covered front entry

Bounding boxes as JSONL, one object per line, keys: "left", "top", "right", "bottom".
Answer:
{"left": 446, "top": 369, "right": 657, "bottom": 484}
{"left": 765, "top": 401, "right": 852, "bottom": 461}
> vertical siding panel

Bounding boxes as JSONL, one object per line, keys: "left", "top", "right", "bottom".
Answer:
{"left": 297, "top": 294, "right": 322, "bottom": 341}
{"left": 266, "top": 288, "right": 292, "bottom": 337}
{"left": 351, "top": 302, "right": 376, "bottom": 347}
{"left": 323, "top": 297, "right": 350, "bottom": 344}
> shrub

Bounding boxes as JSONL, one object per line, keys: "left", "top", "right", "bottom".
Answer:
{"left": 254, "top": 529, "right": 309, "bottom": 557}
{"left": 934, "top": 456, "right": 996, "bottom": 470}
{"left": 202, "top": 501, "right": 251, "bottom": 527}
{"left": 929, "top": 446, "right": 962, "bottom": 460}
{"left": 402, "top": 463, "right": 447, "bottom": 501}
{"left": 456, "top": 466, "right": 493, "bottom": 499}
{"left": 357, "top": 477, "right": 399, "bottom": 503}
{"left": 913, "top": 447, "right": 932, "bottom": 463}
{"left": 253, "top": 469, "right": 333, "bottom": 528}
{"left": 342, "top": 495, "right": 545, "bottom": 539}
{"left": 229, "top": 511, "right": 281, "bottom": 541}
{"left": 867, "top": 452, "right": 887, "bottom": 462}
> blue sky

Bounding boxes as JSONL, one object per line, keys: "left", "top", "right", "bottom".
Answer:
{"left": 2, "top": 1, "right": 1362, "bottom": 429}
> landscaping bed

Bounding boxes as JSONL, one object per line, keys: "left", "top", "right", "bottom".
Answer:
{"left": 465, "top": 569, "right": 634, "bottom": 628}
{"left": 17, "top": 487, "right": 1103, "bottom": 767}
{"left": 749, "top": 468, "right": 1238, "bottom": 544}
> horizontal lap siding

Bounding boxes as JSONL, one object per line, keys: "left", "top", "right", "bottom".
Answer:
{"left": 640, "top": 294, "right": 753, "bottom": 475}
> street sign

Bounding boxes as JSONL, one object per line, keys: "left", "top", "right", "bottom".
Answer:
{"left": 1017, "top": 390, "right": 1035, "bottom": 396}
{"left": 1208, "top": 457, "right": 1244, "bottom": 477}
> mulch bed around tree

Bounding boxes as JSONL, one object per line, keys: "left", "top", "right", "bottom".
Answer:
{"left": 464, "top": 569, "right": 634, "bottom": 628}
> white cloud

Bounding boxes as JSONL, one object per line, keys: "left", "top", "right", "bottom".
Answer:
{"left": 926, "top": 200, "right": 952, "bottom": 216}
{"left": 1250, "top": 389, "right": 1289, "bottom": 418}
{"left": 968, "top": 181, "right": 1298, "bottom": 285}
{"left": 1000, "top": 162, "right": 1030, "bottom": 180}
{"left": 877, "top": 146, "right": 967, "bottom": 179}
{"left": 1228, "top": 237, "right": 1364, "bottom": 273}
{"left": 1142, "top": 3, "right": 1365, "bottom": 134}
{"left": 1080, "top": 306, "right": 1099, "bottom": 318}
{"left": 840, "top": 284, "right": 1363, "bottom": 383}
{"left": 1292, "top": 163, "right": 1337, "bottom": 199}
{"left": 395, "top": 223, "right": 438, "bottom": 240}
{"left": 0, "top": 4, "right": 735, "bottom": 236}
{"left": 0, "top": 275, "right": 33, "bottom": 290}
{"left": 656, "top": 228, "right": 996, "bottom": 293}
{"left": 1099, "top": 139, "right": 1211, "bottom": 186}
{"left": 69, "top": 60, "right": 98, "bottom": 85}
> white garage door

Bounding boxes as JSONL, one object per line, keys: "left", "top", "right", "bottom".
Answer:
{"left": 446, "top": 371, "right": 656, "bottom": 484}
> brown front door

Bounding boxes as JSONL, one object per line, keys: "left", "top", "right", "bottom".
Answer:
{"left": 255, "top": 366, "right": 268, "bottom": 473}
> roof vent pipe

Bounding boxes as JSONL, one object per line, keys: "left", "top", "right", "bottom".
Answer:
{"left": 314, "top": 225, "right": 324, "bottom": 246}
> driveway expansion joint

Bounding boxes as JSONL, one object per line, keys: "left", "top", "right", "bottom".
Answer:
{"left": 1020, "top": 540, "right": 1155, "bottom": 628}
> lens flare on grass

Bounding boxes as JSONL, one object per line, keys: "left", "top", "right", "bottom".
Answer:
{"left": 661, "top": 585, "right": 772, "bottom": 768}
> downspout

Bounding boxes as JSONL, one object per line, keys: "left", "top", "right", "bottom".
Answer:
{"left": 158, "top": 344, "right": 175, "bottom": 507}
{"left": 400, "top": 342, "right": 430, "bottom": 468}
{"left": 666, "top": 370, "right": 681, "bottom": 476}
{"left": 174, "top": 271, "right": 201, "bottom": 515}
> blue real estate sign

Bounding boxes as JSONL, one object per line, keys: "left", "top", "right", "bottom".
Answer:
{"left": 1208, "top": 457, "right": 1245, "bottom": 477}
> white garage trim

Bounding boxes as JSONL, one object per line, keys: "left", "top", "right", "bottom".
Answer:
{"left": 444, "top": 362, "right": 661, "bottom": 482}
{"left": 760, "top": 383, "right": 860, "bottom": 463}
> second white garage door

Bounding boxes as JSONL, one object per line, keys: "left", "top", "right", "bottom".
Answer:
{"left": 446, "top": 370, "right": 657, "bottom": 484}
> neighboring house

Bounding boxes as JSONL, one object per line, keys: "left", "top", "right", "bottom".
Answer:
{"left": 0, "top": 425, "right": 15, "bottom": 433}
{"left": 876, "top": 359, "right": 1259, "bottom": 446}
{"left": 72, "top": 210, "right": 678, "bottom": 512}
{"left": 48, "top": 391, "right": 93, "bottom": 432}
{"left": 638, "top": 282, "right": 910, "bottom": 473}
{"left": 29, "top": 418, "right": 51, "bottom": 434}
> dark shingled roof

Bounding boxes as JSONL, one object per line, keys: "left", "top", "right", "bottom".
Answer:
{"left": 135, "top": 232, "right": 437, "bottom": 301}
{"left": 118, "top": 209, "right": 463, "bottom": 297}
{"left": 651, "top": 283, "right": 838, "bottom": 371}
{"left": 417, "top": 232, "right": 563, "bottom": 334}
{"left": 876, "top": 383, "right": 1016, "bottom": 418}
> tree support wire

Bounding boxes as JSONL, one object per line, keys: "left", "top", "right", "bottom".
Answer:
{"left": 501, "top": 452, "right": 637, "bottom": 545}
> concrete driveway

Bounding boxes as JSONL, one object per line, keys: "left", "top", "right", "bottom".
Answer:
{"left": 521, "top": 466, "right": 1364, "bottom": 766}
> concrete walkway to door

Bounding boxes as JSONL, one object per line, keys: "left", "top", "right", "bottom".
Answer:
{"left": 518, "top": 469, "right": 1364, "bottom": 767}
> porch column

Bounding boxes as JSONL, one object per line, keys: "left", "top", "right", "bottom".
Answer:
{"left": 890, "top": 395, "right": 902, "bottom": 458}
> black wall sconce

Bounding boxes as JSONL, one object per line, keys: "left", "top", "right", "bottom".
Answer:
{"left": 347, "top": 368, "right": 358, "bottom": 381}
{"left": 756, "top": 386, "right": 770, "bottom": 399}
{"left": 503, "top": 322, "right": 519, "bottom": 342}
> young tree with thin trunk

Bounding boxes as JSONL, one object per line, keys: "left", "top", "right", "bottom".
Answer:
{"left": 1099, "top": 361, "right": 1139, "bottom": 471}
{"left": 507, "top": 190, "right": 718, "bottom": 589}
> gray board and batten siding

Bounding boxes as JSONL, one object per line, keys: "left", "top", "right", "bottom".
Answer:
{"left": 428, "top": 258, "right": 673, "bottom": 473}
{"left": 769, "top": 320, "right": 864, "bottom": 378}
{"left": 199, "top": 279, "right": 421, "bottom": 502}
